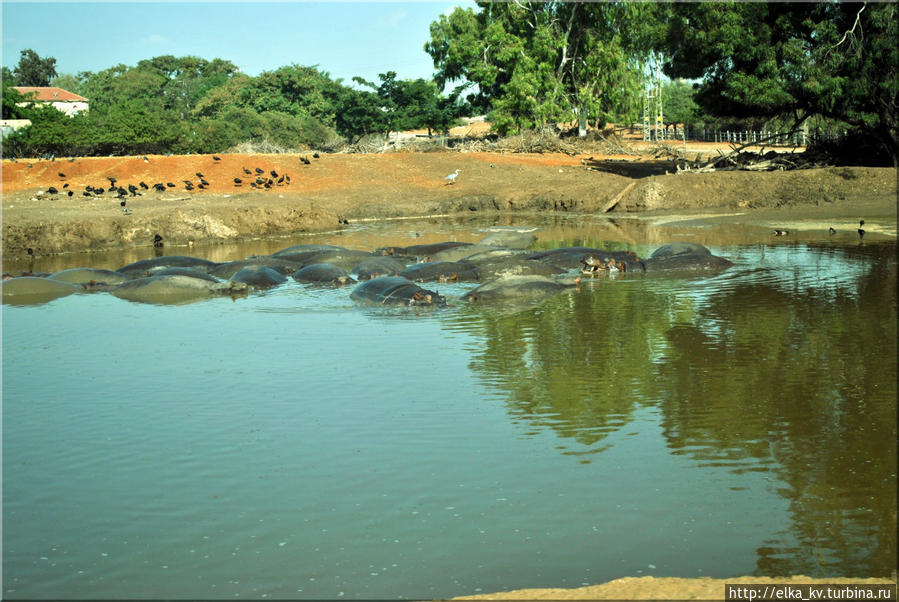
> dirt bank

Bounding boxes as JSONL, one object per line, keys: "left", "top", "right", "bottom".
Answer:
{"left": 2, "top": 151, "right": 896, "bottom": 259}
{"left": 452, "top": 574, "right": 898, "bottom": 600}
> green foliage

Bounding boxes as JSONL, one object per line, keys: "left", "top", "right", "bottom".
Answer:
{"left": 662, "top": 2, "right": 898, "bottom": 163}
{"left": 11, "top": 49, "right": 57, "bottom": 86}
{"left": 425, "top": 2, "right": 657, "bottom": 135}
{"left": 1, "top": 78, "right": 31, "bottom": 119}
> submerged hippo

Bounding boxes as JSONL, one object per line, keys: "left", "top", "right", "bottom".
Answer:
{"left": 350, "top": 276, "right": 446, "bottom": 307}
{"left": 527, "top": 247, "right": 639, "bottom": 271}
{"left": 476, "top": 230, "right": 537, "bottom": 249}
{"left": 208, "top": 256, "right": 306, "bottom": 279}
{"left": 467, "top": 255, "right": 564, "bottom": 280}
{"left": 399, "top": 260, "right": 481, "bottom": 283}
{"left": 152, "top": 267, "right": 221, "bottom": 282}
{"left": 117, "top": 255, "right": 219, "bottom": 278}
{"left": 110, "top": 275, "right": 248, "bottom": 305}
{"left": 351, "top": 256, "right": 409, "bottom": 281}
{"left": 643, "top": 243, "right": 732, "bottom": 272}
{"left": 230, "top": 266, "right": 288, "bottom": 289}
{"left": 2, "top": 276, "right": 80, "bottom": 305}
{"left": 49, "top": 268, "right": 131, "bottom": 287}
{"left": 292, "top": 263, "right": 356, "bottom": 286}
{"left": 375, "top": 241, "right": 472, "bottom": 259}
{"left": 460, "top": 275, "right": 578, "bottom": 303}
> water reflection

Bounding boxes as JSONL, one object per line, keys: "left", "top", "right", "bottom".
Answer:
{"left": 447, "top": 243, "right": 897, "bottom": 576}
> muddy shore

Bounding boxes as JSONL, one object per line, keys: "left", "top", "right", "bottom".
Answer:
{"left": 2, "top": 151, "right": 896, "bottom": 262}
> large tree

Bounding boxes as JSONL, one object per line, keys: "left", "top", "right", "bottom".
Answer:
{"left": 12, "top": 49, "right": 58, "bottom": 86}
{"left": 425, "top": 2, "right": 659, "bottom": 135}
{"left": 662, "top": 2, "right": 898, "bottom": 164}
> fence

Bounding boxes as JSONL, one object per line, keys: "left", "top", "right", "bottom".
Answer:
{"left": 645, "top": 127, "right": 849, "bottom": 147}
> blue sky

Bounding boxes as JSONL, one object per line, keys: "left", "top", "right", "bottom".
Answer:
{"left": 2, "top": 1, "right": 474, "bottom": 87}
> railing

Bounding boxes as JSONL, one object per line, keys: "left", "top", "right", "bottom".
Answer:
{"left": 643, "top": 128, "right": 848, "bottom": 147}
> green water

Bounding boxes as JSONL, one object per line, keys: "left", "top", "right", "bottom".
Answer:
{"left": 2, "top": 221, "right": 896, "bottom": 599}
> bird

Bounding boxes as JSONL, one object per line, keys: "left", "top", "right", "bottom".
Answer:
{"left": 858, "top": 220, "right": 866, "bottom": 239}
{"left": 139, "top": 181, "right": 149, "bottom": 190}
{"left": 233, "top": 177, "right": 243, "bottom": 185}
{"left": 166, "top": 182, "right": 175, "bottom": 188}
{"left": 313, "top": 152, "right": 320, "bottom": 159}
{"left": 300, "top": 156, "right": 311, "bottom": 165}
{"left": 444, "top": 169, "right": 461, "bottom": 185}
{"left": 255, "top": 167, "right": 264, "bottom": 174}
{"left": 58, "top": 172, "right": 66, "bottom": 178}
{"left": 773, "top": 228, "right": 789, "bottom": 236}
{"left": 829, "top": 227, "right": 836, "bottom": 235}
{"left": 270, "top": 170, "right": 278, "bottom": 178}
{"left": 67, "top": 190, "right": 73, "bottom": 197}
{"left": 199, "top": 178, "right": 209, "bottom": 186}
{"left": 142, "top": 156, "right": 149, "bottom": 163}
{"left": 107, "top": 176, "right": 117, "bottom": 185}
{"left": 120, "top": 199, "right": 127, "bottom": 208}
{"left": 213, "top": 155, "right": 221, "bottom": 161}
{"left": 63, "top": 183, "right": 69, "bottom": 189}
{"left": 153, "top": 234, "right": 163, "bottom": 248}
{"left": 243, "top": 167, "right": 252, "bottom": 175}
{"left": 195, "top": 172, "right": 204, "bottom": 179}
{"left": 48, "top": 186, "right": 58, "bottom": 194}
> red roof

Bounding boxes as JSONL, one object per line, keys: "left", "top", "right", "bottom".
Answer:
{"left": 12, "top": 87, "right": 88, "bottom": 102}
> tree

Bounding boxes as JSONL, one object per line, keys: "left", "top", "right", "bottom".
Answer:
{"left": 425, "top": 2, "right": 659, "bottom": 135}
{"left": 661, "top": 2, "right": 898, "bottom": 164}
{"left": 12, "top": 49, "right": 58, "bottom": 86}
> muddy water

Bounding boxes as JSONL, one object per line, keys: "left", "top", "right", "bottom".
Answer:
{"left": 2, "top": 216, "right": 896, "bottom": 599}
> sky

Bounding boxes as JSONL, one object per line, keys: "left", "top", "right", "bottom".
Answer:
{"left": 1, "top": 1, "right": 476, "bottom": 87}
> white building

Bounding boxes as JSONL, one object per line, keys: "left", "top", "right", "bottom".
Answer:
{"left": 12, "top": 86, "right": 89, "bottom": 116}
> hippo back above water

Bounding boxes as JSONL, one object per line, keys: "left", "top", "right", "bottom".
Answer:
{"left": 350, "top": 276, "right": 446, "bottom": 307}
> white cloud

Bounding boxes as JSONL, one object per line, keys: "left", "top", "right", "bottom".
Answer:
{"left": 144, "top": 34, "right": 170, "bottom": 45}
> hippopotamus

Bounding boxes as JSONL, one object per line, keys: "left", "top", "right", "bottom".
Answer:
{"left": 110, "top": 274, "right": 248, "bottom": 305}
{"left": 476, "top": 229, "right": 537, "bottom": 249}
{"left": 460, "top": 275, "right": 578, "bottom": 304}
{"left": 295, "top": 249, "right": 374, "bottom": 271}
{"left": 49, "top": 268, "right": 131, "bottom": 287}
{"left": 468, "top": 256, "right": 564, "bottom": 280}
{"left": 399, "top": 261, "right": 481, "bottom": 283}
{"left": 208, "top": 256, "right": 306, "bottom": 279}
{"left": 271, "top": 244, "right": 350, "bottom": 264}
{"left": 152, "top": 267, "right": 221, "bottom": 282}
{"left": 429, "top": 244, "right": 529, "bottom": 263}
{"left": 580, "top": 254, "right": 646, "bottom": 275}
{"left": 291, "top": 263, "right": 356, "bottom": 286}
{"left": 116, "top": 255, "right": 219, "bottom": 278}
{"left": 375, "top": 241, "right": 472, "bottom": 259}
{"left": 527, "top": 247, "right": 639, "bottom": 271}
{"left": 230, "top": 266, "right": 288, "bottom": 289}
{"left": 350, "top": 276, "right": 446, "bottom": 307}
{"left": 2, "top": 276, "right": 80, "bottom": 305}
{"left": 351, "top": 256, "right": 409, "bottom": 280}
{"left": 643, "top": 243, "right": 732, "bottom": 272}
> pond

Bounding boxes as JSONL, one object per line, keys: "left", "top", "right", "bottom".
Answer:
{"left": 3, "top": 215, "right": 897, "bottom": 599}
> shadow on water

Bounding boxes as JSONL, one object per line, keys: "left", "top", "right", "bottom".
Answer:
{"left": 444, "top": 243, "right": 897, "bottom": 577}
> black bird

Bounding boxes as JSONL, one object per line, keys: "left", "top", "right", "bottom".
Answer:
{"left": 270, "top": 170, "right": 278, "bottom": 178}
{"left": 154, "top": 183, "right": 166, "bottom": 191}
{"left": 107, "top": 176, "right": 117, "bottom": 185}
{"left": 139, "top": 181, "right": 149, "bottom": 190}
{"left": 183, "top": 180, "right": 193, "bottom": 186}
{"left": 829, "top": 227, "right": 836, "bottom": 235}
{"left": 256, "top": 177, "right": 265, "bottom": 185}
{"left": 313, "top": 152, "right": 320, "bottom": 159}
{"left": 93, "top": 187, "right": 104, "bottom": 195}
{"left": 301, "top": 156, "right": 311, "bottom": 165}
{"left": 48, "top": 186, "right": 58, "bottom": 194}
{"left": 285, "top": 174, "right": 291, "bottom": 183}
{"left": 120, "top": 199, "right": 127, "bottom": 208}
{"left": 213, "top": 156, "right": 221, "bottom": 161}
{"left": 233, "top": 178, "right": 242, "bottom": 185}
{"left": 117, "top": 187, "right": 127, "bottom": 196}
{"left": 128, "top": 184, "right": 138, "bottom": 194}
{"left": 153, "top": 234, "right": 163, "bottom": 248}
{"left": 166, "top": 182, "right": 175, "bottom": 188}
{"left": 196, "top": 172, "right": 204, "bottom": 179}
{"left": 858, "top": 220, "right": 866, "bottom": 239}
{"left": 773, "top": 229, "right": 789, "bottom": 236}
{"left": 255, "top": 167, "right": 264, "bottom": 174}
{"left": 277, "top": 175, "right": 285, "bottom": 184}
{"left": 243, "top": 167, "right": 251, "bottom": 175}
{"left": 58, "top": 172, "right": 66, "bottom": 178}
{"left": 67, "top": 190, "right": 73, "bottom": 197}
{"left": 82, "top": 191, "right": 92, "bottom": 197}
{"left": 63, "top": 183, "right": 69, "bottom": 189}
{"left": 199, "top": 178, "right": 209, "bottom": 186}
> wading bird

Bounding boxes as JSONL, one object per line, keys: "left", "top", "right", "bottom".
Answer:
{"left": 444, "top": 169, "right": 461, "bottom": 185}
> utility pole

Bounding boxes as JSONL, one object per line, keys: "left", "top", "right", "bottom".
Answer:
{"left": 642, "top": 57, "right": 664, "bottom": 141}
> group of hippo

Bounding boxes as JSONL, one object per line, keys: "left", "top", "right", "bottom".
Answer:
{"left": 1, "top": 229, "right": 733, "bottom": 307}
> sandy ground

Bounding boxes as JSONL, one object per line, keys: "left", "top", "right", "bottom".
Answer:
{"left": 450, "top": 574, "right": 898, "bottom": 600}
{"left": 2, "top": 149, "right": 896, "bottom": 262}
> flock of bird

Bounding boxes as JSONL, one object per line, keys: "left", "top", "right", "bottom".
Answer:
{"left": 34, "top": 153, "right": 325, "bottom": 213}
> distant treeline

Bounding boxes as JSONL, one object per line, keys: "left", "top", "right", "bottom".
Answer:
{"left": 2, "top": 55, "right": 471, "bottom": 157}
